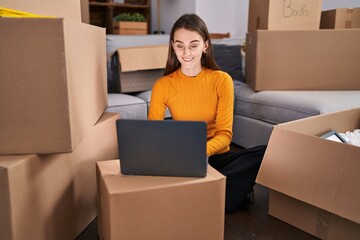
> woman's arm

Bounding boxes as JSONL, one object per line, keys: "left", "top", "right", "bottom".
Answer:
{"left": 148, "top": 80, "right": 167, "bottom": 120}
{"left": 207, "top": 74, "right": 234, "bottom": 156}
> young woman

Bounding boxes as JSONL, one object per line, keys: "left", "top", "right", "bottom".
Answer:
{"left": 148, "top": 14, "right": 266, "bottom": 212}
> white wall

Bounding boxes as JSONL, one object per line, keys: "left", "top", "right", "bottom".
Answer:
{"left": 321, "top": 0, "right": 360, "bottom": 10}
{"left": 151, "top": 0, "right": 360, "bottom": 39}
{"left": 195, "top": 0, "right": 239, "bottom": 37}
{"left": 151, "top": 0, "right": 195, "bottom": 34}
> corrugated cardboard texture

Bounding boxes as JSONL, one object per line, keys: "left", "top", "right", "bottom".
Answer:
{"left": 1, "top": 0, "right": 82, "bottom": 21}
{"left": 0, "top": 112, "right": 119, "bottom": 240}
{"left": 321, "top": 8, "right": 360, "bottom": 29}
{"left": 269, "top": 191, "right": 360, "bottom": 240}
{"left": 97, "top": 160, "right": 226, "bottom": 240}
{"left": 257, "top": 108, "right": 360, "bottom": 227}
{"left": 0, "top": 18, "right": 107, "bottom": 154}
{"left": 245, "top": 29, "right": 360, "bottom": 90}
{"left": 248, "top": 0, "right": 322, "bottom": 32}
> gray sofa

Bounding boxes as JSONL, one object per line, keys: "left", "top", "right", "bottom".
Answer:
{"left": 106, "top": 35, "right": 360, "bottom": 148}
{"left": 233, "top": 82, "right": 360, "bottom": 148}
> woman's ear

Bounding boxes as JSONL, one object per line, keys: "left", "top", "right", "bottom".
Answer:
{"left": 204, "top": 40, "right": 209, "bottom": 52}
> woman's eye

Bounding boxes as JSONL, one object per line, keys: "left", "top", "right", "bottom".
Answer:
{"left": 176, "top": 45, "right": 184, "bottom": 49}
{"left": 189, "top": 44, "right": 199, "bottom": 49}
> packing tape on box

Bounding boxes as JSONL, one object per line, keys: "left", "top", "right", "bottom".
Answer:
{"left": 0, "top": 7, "right": 55, "bottom": 18}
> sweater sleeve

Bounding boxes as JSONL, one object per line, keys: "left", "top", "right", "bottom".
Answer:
{"left": 206, "top": 73, "right": 234, "bottom": 156}
{"left": 148, "top": 79, "right": 167, "bottom": 120}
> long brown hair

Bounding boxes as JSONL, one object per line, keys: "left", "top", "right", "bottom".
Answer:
{"left": 163, "top": 14, "right": 220, "bottom": 76}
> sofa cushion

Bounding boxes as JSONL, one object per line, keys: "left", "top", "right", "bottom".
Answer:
{"left": 106, "top": 93, "right": 147, "bottom": 119}
{"left": 212, "top": 44, "right": 244, "bottom": 82}
{"left": 234, "top": 81, "right": 360, "bottom": 124}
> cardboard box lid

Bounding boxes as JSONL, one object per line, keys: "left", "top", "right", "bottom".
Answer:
{"left": 1, "top": 0, "right": 81, "bottom": 21}
{"left": 257, "top": 108, "right": 360, "bottom": 224}
{"left": 117, "top": 45, "right": 168, "bottom": 72}
{"left": 97, "top": 160, "right": 225, "bottom": 193}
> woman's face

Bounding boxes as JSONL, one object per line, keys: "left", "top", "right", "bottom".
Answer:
{"left": 172, "top": 28, "right": 208, "bottom": 76}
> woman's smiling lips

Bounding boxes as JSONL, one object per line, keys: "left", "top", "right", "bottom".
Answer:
{"left": 182, "top": 57, "right": 194, "bottom": 62}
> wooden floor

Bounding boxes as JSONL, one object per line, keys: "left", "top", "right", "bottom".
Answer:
{"left": 76, "top": 144, "right": 319, "bottom": 240}
{"left": 76, "top": 184, "right": 318, "bottom": 240}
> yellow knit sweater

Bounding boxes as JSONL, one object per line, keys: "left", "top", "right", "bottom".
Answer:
{"left": 148, "top": 68, "right": 234, "bottom": 156}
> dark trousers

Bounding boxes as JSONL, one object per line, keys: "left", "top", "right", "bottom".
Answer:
{"left": 208, "top": 145, "right": 267, "bottom": 212}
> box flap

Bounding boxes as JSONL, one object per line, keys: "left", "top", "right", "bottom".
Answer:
{"left": 257, "top": 108, "right": 360, "bottom": 224}
{"left": 278, "top": 108, "right": 360, "bottom": 135}
{"left": 117, "top": 45, "right": 168, "bottom": 72}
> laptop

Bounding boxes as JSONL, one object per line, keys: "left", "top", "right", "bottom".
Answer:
{"left": 116, "top": 119, "right": 208, "bottom": 177}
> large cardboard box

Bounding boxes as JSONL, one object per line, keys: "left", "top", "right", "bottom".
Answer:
{"left": 256, "top": 108, "right": 360, "bottom": 239}
{"left": 248, "top": 0, "right": 322, "bottom": 32}
{"left": 97, "top": 160, "right": 226, "bottom": 240}
{"left": 245, "top": 29, "right": 360, "bottom": 91}
{"left": 321, "top": 8, "right": 360, "bottom": 29}
{"left": 1, "top": 0, "right": 82, "bottom": 21}
{"left": 0, "top": 112, "right": 119, "bottom": 240}
{"left": 111, "top": 45, "right": 168, "bottom": 93}
{"left": 0, "top": 18, "right": 107, "bottom": 154}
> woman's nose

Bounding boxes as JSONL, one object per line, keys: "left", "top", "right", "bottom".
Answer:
{"left": 184, "top": 47, "right": 191, "bottom": 55}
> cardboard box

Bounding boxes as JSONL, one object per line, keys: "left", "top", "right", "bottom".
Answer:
{"left": 248, "top": 0, "right": 322, "bottom": 32}
{"left": 269, "top": 191, "right": 360, "bottom": 240}
{"left": 256, "top": 108, "right": 360, "bottom": 239}
{"left": 97, "top": 160, "right": 226, "bottom": 240}
{"left": 1, "top": 0, "right": 82, "bottom": 21}
{"left": 0, "top": 112, "right": 119, "bottom": 240}
{"left": 321, "top": 8, "right": 360, "bottom": 29}
{"left": 0, "top": 18, "right": 107, "bottom": 154}
{"left": 113, "top": 21, "right": 148, "bottom": 35}
{"left": 111, "top": 45, "right": 168, "bottom": 93}
{"left": 245, "top": 29, "right": 360, "bottom": 91}
{"left": 81, "top": 0, "right": 90, "bottom": 23}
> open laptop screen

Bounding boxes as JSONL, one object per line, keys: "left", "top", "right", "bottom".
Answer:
{"left": 116, "top": 119, "right": 208, "bottom": 177}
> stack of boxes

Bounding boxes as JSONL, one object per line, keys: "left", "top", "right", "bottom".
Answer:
{"left": 246, "top": 0, "right": 360, "bottom": 239}
{"left": 0, "top": 1, "right": 120, "bottom": 239}
{"left": 97, "top": 160, "right": 226, "bottom": 240}
{"left": 245, "top": 0, "right": 360, "bottom": 91}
